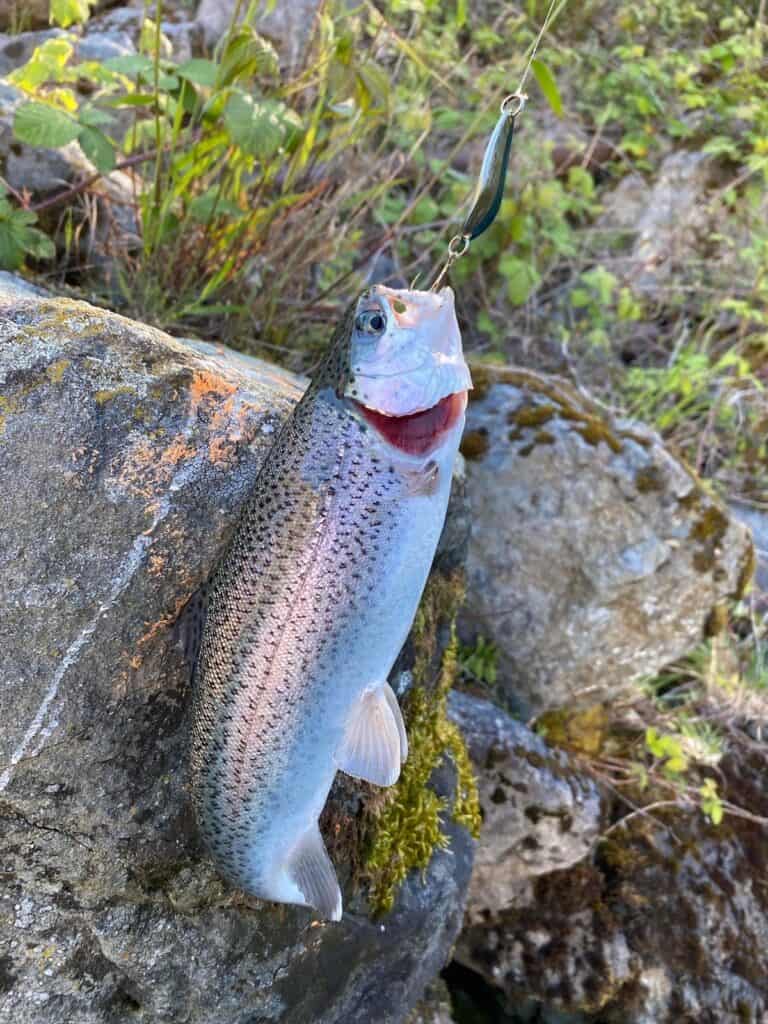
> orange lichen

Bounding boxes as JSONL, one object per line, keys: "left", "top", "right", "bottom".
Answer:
{"left": 159, "top": 437, "right": 196, "bottom": 467}
{"left": 188, "top": 369, "right": 237, "bottom": 414}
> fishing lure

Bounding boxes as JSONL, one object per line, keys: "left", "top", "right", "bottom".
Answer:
{"left": 431, "top": 92, "right": 526, "bottom": 292}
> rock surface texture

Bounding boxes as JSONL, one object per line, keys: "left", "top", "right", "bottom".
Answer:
{"left": 460, "top": 366, "right": 754, "bottom": 716}
{"left": 448, "top": 691, "right": 603, "bottom": 925}
{"left": 196, "top": 0, "right": 322, "bottom": 70}
{"left": 598, "top": 151, "right": 716, "bottom": 298}
{"left": 0, "top": 294, "right": 473, "bottom": 1024}
{"left": 456, "top": 741, "right": 768, "bottom": 1023}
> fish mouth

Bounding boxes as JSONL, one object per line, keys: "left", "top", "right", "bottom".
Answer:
{"left": 357, "top": 391, "right": 467, "bottom": 456}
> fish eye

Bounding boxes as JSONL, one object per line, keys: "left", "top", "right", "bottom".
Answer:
{"left": 355, "top": 309, "right": 387, "bottom": 336}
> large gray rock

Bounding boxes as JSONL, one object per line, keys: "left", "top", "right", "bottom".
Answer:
{"left": 0, "top": 295, "right": 474, "bottom": 1024}
{"left": 456, "top": 740, "right": 768, "bottom": 1023}
{"left": 599, "top": 151, "right": 715, "bottom": 297}
{"left": 0, "top": 29, "right": 64, "bottom": 77}
{"left": 196, "top": 0, "right": 322, "bottom": 71}
{"left": 459, "top": 366, "right": 754, "bottom": 716}
{"left": 448, "top": 691, "right": 603, "bottom": 924}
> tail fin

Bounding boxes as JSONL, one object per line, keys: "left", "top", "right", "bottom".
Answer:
{"left": 287, "top": 826, "right": 342, "bottom": 922}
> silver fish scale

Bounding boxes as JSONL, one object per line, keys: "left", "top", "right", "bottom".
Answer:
{"left": 190, "top": 384, "right": 403, "bottom": 893}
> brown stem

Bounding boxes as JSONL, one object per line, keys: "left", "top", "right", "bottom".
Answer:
{"left": 29, "top": 147, "right": 162, "bottom": 215}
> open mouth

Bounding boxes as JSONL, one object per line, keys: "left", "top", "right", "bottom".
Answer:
{"left": 357, "top": 391, "right": 466, "bottom": 456}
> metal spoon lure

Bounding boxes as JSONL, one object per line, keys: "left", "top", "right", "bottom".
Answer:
{"left": 430, "top": 92, "right": 527, "bottom": 292}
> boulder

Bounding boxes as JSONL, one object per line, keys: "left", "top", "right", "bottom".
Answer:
{"left": 0, "top": 28, "right": 64, "bottom": 77}
{"left": 598, "top": 151, "right": 715, "bottom": 297}
{"left": 456, "top": 740, "right": 768, "bottom": 1022}
{"left": 0, "top": 294, "right": 474, "bottom": 1024}
{"left": 196, "top": 0, "right": 322, "bottom": 71}
{"left": 405, "top": 979, "right": 457, "bottom": 1024}
{"left": 448, "top": 691, "right": 603, "bottom": 924}
{"left": 459, "top": 365, "right": 754, "bottom": 716}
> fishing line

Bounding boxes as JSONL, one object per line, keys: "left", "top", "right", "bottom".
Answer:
{"left": 428, "top": 0, "right": 566, "bottom": 292}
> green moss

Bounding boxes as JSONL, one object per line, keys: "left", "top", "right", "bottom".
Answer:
{"left": 509, "top": 403, "right": 557, "bottom": 428}
{"left": 736, "top": 540, "right": 756, "bottom": 599}
{"left": 635, "top": 464, "right": 665, "bottom": 492}
{"left": 690, "top": 502, "right": 730, "bottom": 574}
{"left": 471, "top": 364, "right": 629, "bottom": 455}
{"left": 459, "top": 429, "right": 490, "bottom": 460}
{"left": 94, "top": 385, "right": 135, "bottom": 405}
{"left": 704, "top": 604, "right": 729, "bottom": 638}
{"left": 690, "top": 505, "right": 729, "bottom": 544}
{"left": 536, "top": 705, "right": 608, "bottom": 757}
{"left": 574, "top": 419, "right": 623, "bottom": 454}
{"left": 365, "top": 575, "right": 480, "bottom": 915}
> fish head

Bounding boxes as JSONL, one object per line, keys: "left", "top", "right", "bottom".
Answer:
{"left": 346, "top": 285, "right": 471, "bottom": 414}
{"left": 332, "top": 285, "right": 472, "bottom": 456}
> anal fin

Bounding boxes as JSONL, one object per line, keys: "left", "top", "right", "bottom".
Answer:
{"left": 335, "top": 682, "right": 408, "bottom": 787}
{"left": 287, "top": 826, "right": 342, "bottom": 922}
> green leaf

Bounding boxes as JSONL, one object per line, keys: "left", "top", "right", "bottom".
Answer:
{"left": 101, "top": 94, "right": 157, "bottom": 108}
{"left": 176, "top": 58, "right": 218, "bottom": 87}
{"left": 531, "top": 58, "right": 563, "bottom": 118}
{"left": 217, "top": 26, "right": 279, "bottom": 86}
{"left": 187, "top": 191, "right": 242, "bottom": 223}
{"left": 224, "top": 92, "right": 301, "bottom": 160}
{"left": 499, "top": 255, "right": 539, "bottom": 305}
{"left": 409, "top": 196, "right": 439, "bottom": 226}
{"left": 50, "top": 0, "right": 93, "bottom": 27}
{"left": 77, "top": 106, "right": 115, "bottom": 128}
{"left": 78, "top": 127, "right": 116, "bottom": 172}
{"left": 103, "top": 54, "right": 154, "bottom": 76}
{"left": 9, "top": 37, "right": 74, "bottom": 90}
{"left": 14, "top": 102, "right": 82, "bottom": 148}
{"left": 22, "top": 227, "right": 56, "bottom": 260}
{"left": 0, "top": 203, "right": 55, "bottom": 269}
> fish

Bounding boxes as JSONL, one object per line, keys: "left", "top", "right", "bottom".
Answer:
{"left": 189, "top": 284, "right": 471, "bottom": 921}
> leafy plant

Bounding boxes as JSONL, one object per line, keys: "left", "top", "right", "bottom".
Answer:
{"left": 699, "top": 777, "right": 724, "bottom": 825}
{"left": 0, "top": 187, "right": 54, "bottom": 269}
{"left": 458, "top": 635, "right": 498, "bottom": 686}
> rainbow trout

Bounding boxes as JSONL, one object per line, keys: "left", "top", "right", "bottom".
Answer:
{"left": 190, "top": 285, "right": 471, "bottom": 920}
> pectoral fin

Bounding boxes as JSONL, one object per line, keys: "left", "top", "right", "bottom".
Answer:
{"left": 286, "top": 825, "right": 342, "bottom": 922}
{"left": 335, "top": 683, "right": 408, "bottom": 787}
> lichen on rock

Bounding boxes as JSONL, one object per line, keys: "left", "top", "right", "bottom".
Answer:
{"left": 460, "top": 362, "right": 754, "bottom": 716}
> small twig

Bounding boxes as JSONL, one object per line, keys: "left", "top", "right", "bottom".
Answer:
{"left": 599, "top": 799, "right": 689, "bottom": 842}
{"left": 29, "top": 148, "right": 162, "bottom": 215}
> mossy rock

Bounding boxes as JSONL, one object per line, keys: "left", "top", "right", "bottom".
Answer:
{"left": 460, "top": 362, "right": 754, "bottom": 716}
